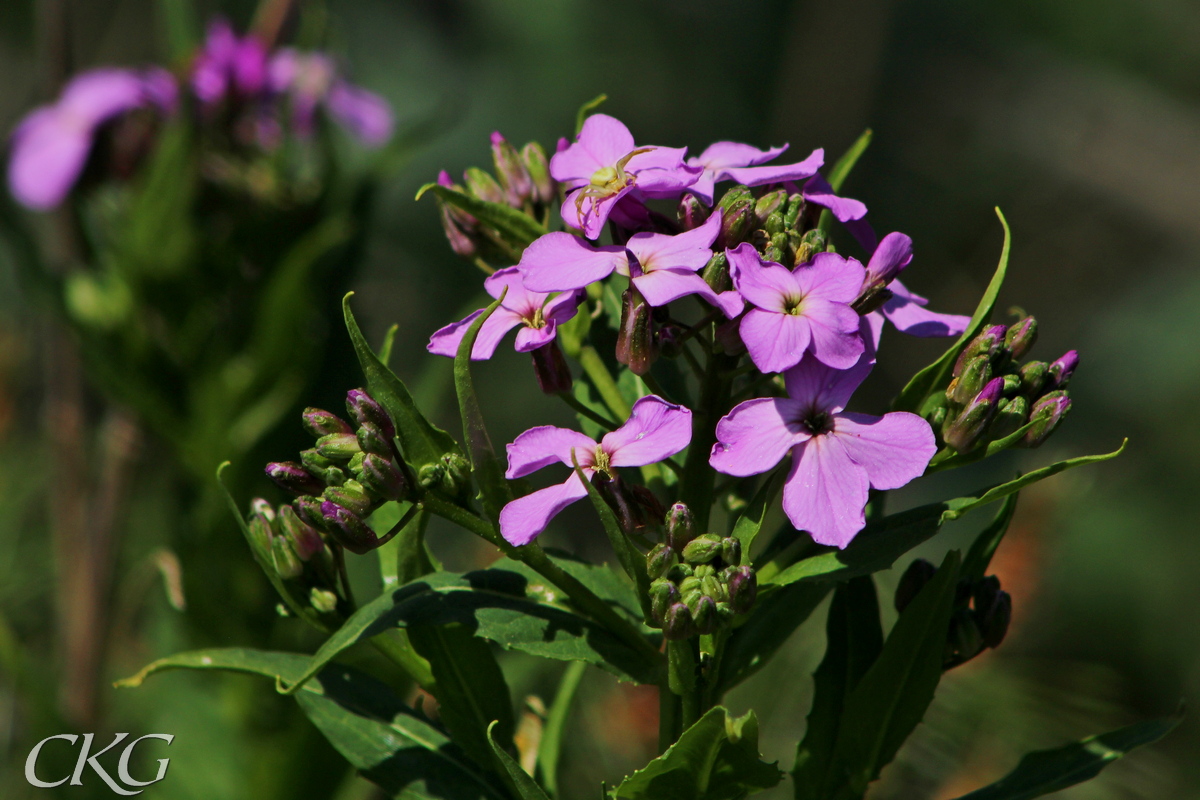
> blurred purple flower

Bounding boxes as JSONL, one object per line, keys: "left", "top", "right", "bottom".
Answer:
{"left": 710, "top": 355, "right": 935, "bottom": 548}
{"left": 500, "top": 395, "right": 691, "bottom": 545}
{"left": 686, "top": 141, "right": 824, "bottom": 205}
{"left": 191, "top": 18, "right": 269, "bottom": 105}
{"left": 268, "top": 49, "right": 393, "bottom": 146}
{"left": 8, "top": 67, "right": 176, "bottom": 210}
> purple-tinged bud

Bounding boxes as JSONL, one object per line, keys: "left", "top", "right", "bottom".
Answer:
{"left": 265, "top": 461, "right": 326, "bottom": 496}
{"left": 247, "top": 502, "right": 276, "bottom": 560}
{"left": 979, "top": 590, "right": 1011, "bottom": 649}
{"left": 531, "top": 340, "right": 573, "bottom": 395}
{"left": 490, "top": 131, "right": 533, "bottom": 208}
{"left": 894, "top": 558, "right": 936, "bottom": 613}
{"left": 852, "top": 285, "right": 895, "bottom": 316}
{"left": 682, "top": 533, "right": 723, "bottom": 565}
{"left": 692, "top": 595, "right": 719, "bottom": 635}
{"left": 948, "top": 609, "right": 984, "bottom": 662}
{"left": 949, "top": 355, "right": 992, "bottom": 405}
{"left": 663, "top": 602, "right": 695, "bottom": 640}
{"left": 678, "top": 575, "right": 702, "bottom": 607}
{"left": 346, "top": 389, "right": 395, "bottom": 442}
{"left": 989, "top": 395, "right": 1029, "bottom": 441}
{"left": 615, "top": 287, "right": 657, "bottom": 376}
{"left": 356, "top": 422, "right": 392, "bottom": 457}
{"left": 250, "top": 498, "right": 275, "bottom": 521}
{"left": 702, "top": 252, "right": 730, "bottom": 293}
{"left": 463, "top": 167, "right": 506, "bottom": 205}
{"left": 293, "top": 496, "right": 328, "bottom": 531}
{"left": 316, "top": 433, "right": 361, "bottom": 460}
{"left": 971, "top": 575, "right": 1001, "bottom": 613}
{"left": 302, "top": 407, "right": 353, "bottom": 438}
{"left": 1020, "top": 391, "right": 1072, "bottom": 448}
{"left": 439, "top": 201, "right": 477, "bottom": 258}
{"left": 358, "top": 453, "right": 408, "bottom": 502}
{"left": 665, "top": 503, "right": 696, "bottom": 552}
{"left": 1001, "top": 374, "right": 1022, "bottom": 397}
{"left": 944, "top": 377, "right": 1004, "bottom": 453}
{"left": 793, "top": 228, "right": 826, "bottom": 266}
{"left": 649, "top": 578, "right": 679, "bottom": 624}
{"left": 1004, "top": 316, "right": 1038, "bottom": 360}
{"left": 1019, "top": 361, "right": 1049, "bottom": 397}
{"left": 278, "top": 504, "right": 325, "bottom": 561}
{"left": 270, "top": 535, "right": 303, "bottom": 580}
{"left": 953, "top": 325, "right": 1008, "bottom": 377}
{"left": 520, "top": 141, "right": 555, "bottom": 205}
{"left": 320, "top": 500, "right": 379, "bottom": 555}
{"left": 715, "top": 186, "right": 755, "bottom": 249}
{"left": 721, "top": 537, "right": 742, "bottom": 566}
{"left": 755, "top": 189, "right": 788, "bottom": 228}
{"left": 646, "top": 544, "right": 677, "bottom": 581}
{"left": 323, "top": 481, "right": 373, "bottom": 518}
{"left": 727, "top": 566, "right": 757, "bottom": 614}
{"left": 1046, "top": 350, "right": 1079, "bottom": 391}
{"left": 677, "top": 194, "right": 709, "bottom": 231}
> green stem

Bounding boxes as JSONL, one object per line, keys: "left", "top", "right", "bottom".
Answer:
{"left": 557, "top": 390, "right": 618, "bottom": 431}
{"left": 658, "top": 681, "right": 682, "bottom": 753}
{"left": 680, "top": 348, "right": 735, "bottom": 531}
{"left": 577, "top": 345, "right": 629, "bottom": 419}
{"left": 668, "top": 639, "right": 700, "bottom": 730}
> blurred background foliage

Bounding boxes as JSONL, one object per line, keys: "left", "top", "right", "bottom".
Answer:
{"left": 0, "top": 0, "right": 1196, "bottom": 797}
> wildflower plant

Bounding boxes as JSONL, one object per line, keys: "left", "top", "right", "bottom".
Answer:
{"left": 120, "top": 101, "right": 1178, "bottom": 799}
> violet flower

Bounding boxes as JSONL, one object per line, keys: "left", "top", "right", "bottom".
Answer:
{"left": 500, "top": 395, "right": 691, "bottom": 546}
{"left": 191, "top": 18, "right": 269, "bottom": 106}
{"left": 518, "top": 212, "right": 743, "bottom": 317}
{"left": 268, "top": 50, "right": 394, "bottom": 146}
{"left": 549, "top": 114, "right": 699, "bottom": 239}
{"left": 726, "top": 242, "right": 865, "bottom": 373}
{"left": 8, "top": 67, "right": 176, "bottom": 210}
{"left": 686, "top": 141, "right": 824, "bottom": 205}
{"left": 427, "top": 267, "right": 583, "bottom": 359}
{"left": 854, "top": 231, "right": 970, "bottom": 340}
{"left": 710, "top": 356, "right": 935, "bottom": 548}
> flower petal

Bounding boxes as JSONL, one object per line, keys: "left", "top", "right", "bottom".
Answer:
{"left": 782, "top": 436, "right": 870, "bottom": 549}
{"left": 803, "top": 298, "right": 866, "bottom": 369}
{"left": 514, "top": 320, "right": 558, "bottom": 352}
{"left": 865, "top": 231, "right": 913, "bottom": 285}
{"left": 519, "top": 232, "right": 626, "bottom": 292}
{"left": 782, "top": 354, "right": 875, "bottom": 414}
{"left": 426, "top": 307, "right": 523, "bottom": 360}
{"left": 626, "top": 211, "right": 721, "bottom": 273}
{"left": 794, "top": 252, "right": 867, "bottom": 303}
{"left": 543, "top": 289, "right": 585, "bottom": 325}
{"left": 559, "top": 184, "right": 633, "bottom": 239}
{"left": 549, "top": 113, "right": 636, "bottom": 185}
{"left": 728, "top": 244, "right": 798, "bottom": 313}
{"left": 802, "top": 174, "right": 868, "bottom": 222}
{"left": 8, "top": 108, "right": 91, "bottom": 210}
{"left": 634, "top": 269, "right": 744, "bottom": 318}
{"left": 485, "top": 266, "right": 546, "bottom": 317}
{"left": 328, "top": 81, "right": 393, "bottom": 146}
{"left": 710, "top": 397, "right": 809, "bottom": 477}
{"left": 693, "top": 141, "right": 790, "bottom": 171}
{"left": 741, "top": 308, "right": 812, "bottom": 374}
{"left": 499, "top": 474, "right": 590, "bottom": 546}
{"left": 834, "top": 411, "right": 936, "bottom": 490}
{"left": 603, "top": 395, "right": 692, "bottom": 468}
{"left": 881, "top": 279, "right": 970, "bottom": 337}
{"left": 505, "top": 426, "right": 598, "bottom": 479}
{"left": 719, "top": 147, "right": 824, "bottom": 187}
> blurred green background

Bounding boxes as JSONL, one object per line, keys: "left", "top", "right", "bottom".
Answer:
{"left": 1, "top": 0, "right": 1197, "bottom": 797}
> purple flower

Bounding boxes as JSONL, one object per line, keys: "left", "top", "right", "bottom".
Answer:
{"left": 191, "top": 18, "right": 269, "bottom": 106}
{"left": 686, "top": 141, "right": 824, "bottom": 205}
{"left": 727, "top": 243, "right": 865, "bottom": 373}
{"left": 8, "top": 67, "right": 176, "bottom": 210}
{"left": 428, "top": 267, "right": 583, "bottom": 359}
{"left": 518, "top": 212, "right": 743, "bottom": 317}
{"left": 268, "top": 50, "right": 393, "bottom": 146}
{"left": 549, "top": 114, "right": 699, "bottom": 239}
{"left": 710, "top": 356, "right": 935, "bottom": 548}
{"left": 500, "top": 395, "right": 691, "bottom": 546}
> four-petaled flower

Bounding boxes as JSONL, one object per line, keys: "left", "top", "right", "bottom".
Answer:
{"left": 710, "top": 355, "right": 935, "bottom": 548}
{"left": 549, "top": 114, "right": 699, "bottom": 239}
{"left": 500, "top": 395, "right": 692, "bottom": 546}
{"left": 727, "top": 242, "right": 865, "bottom": 373}
{"left": 427, "top": 267, "right": 583, "bottom": 359}
{"left": 686, "top": 141, "right": 824, "bottom": 206}
{"left": 518, "top": 212, "right": 743, "bottom": 317}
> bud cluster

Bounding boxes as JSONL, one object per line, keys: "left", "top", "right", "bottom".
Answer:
{"left": 935, "top": 317, "right": 1077, "bottom": 454}
{"left": 437, "top": 133, "right": 558, "bottom": 260}
{"left": 246, "top": 498, "right": 341, "bottom": 614}
{"left": 646, "top": 503, "right": 757, "bottom": 640}
{"left": 895, "top": 559, "right": 1012, "bottom": 669}
{"left": 264, "top": 388, "right": 413, "bottom": 556}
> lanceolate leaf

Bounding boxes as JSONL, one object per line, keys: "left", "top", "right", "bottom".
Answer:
{"left": 893, "top": 208, "right": 1011, "bottom": 414}
{"left": 416, "top": 182, "right": 546, "bottom": 252}
{"left": 961, "top": 493, "right": 1019, "bottom": 583}
{"left": 489, "top": 721, "right": 552, "bottom": 800}
{"left": 731, "top": 467, "right": 786, "bottom": 559}
{"left": 116, "top": 648, "right": 505, "bottom": 800}
{"left": 949, "top": 712, "right": 1183, "bottom": 800}
{"left": 538, "top": 661, "right": 587, "bottom": 797}
{"left": 343, "top": 293, "right": 461, "bottom": 470}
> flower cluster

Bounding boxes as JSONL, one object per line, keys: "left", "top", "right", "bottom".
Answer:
{"left": 7, "top": 17, "right": 392, "bottom": 210}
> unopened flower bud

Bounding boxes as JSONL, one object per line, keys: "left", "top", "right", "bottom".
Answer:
{"left": 316, "top": 433, "right": 361, "bottom": 460}
{"left": 646, "top": 544, "right": 677, "bottom": 581}
{"left": 310, "top": 588, "right": 338, "bottom": 614}
{"left": 293, "top": 496, "right": 328, "bottom": 532}
{"left": 271, "top": 535, "right": 303, "bottom": 580}
{"left": 323, "top": 480, "right": 373, "bottom": 518}
{"left": 721, "top": 537, "right": 742, "bottom": 566}
{"left": 1046, "top": 350, "right": 1079, "bottom": 391}
{"left": 755, "top": 189, "right": 788, "bottom": 228}
{"left": 247, "top": 502, "right": 276, "bottom": 561}
{"left": 895, "top": 558, "right": 936, "bottom": 613}
{"left": 320, "top": 500, "right": 379, "bottom": 555}
{"left": 418, "top": 462, "right": 445, "bottom": 490}
{"left": 702, "top": 252, "right": 730, "bottom": 293}
{"left": 665, "top": 503, "right": 696, "bottom": 552}
{"left": 978, "top": 590, "right": 1011, "bottom": 649}
{"left": 716, "top": 187, "right": 755, "bottom": 249}
{"left": 667, "top": 563, "right": 694, "bottom": 583}
{"left": 1004, "top": 316, "right": 1038, "bottom": 360}
{"left": 265, "top": 462, "right": 325, "bottom": 496}
{"left": 953, "top": 325, "right": 1008, "bottom": 377}
{"left": 989, "top": 395, "right": 1029, "bottom": 441}
{"left": 727, "top": 566, "right": 757, "bottom": 614}
{"left": 678, "top": 575, "right": 703, "bottom": 608}
{"left": 663, "top": 602, "right": 695, "bottom": 640}
{"left": 277, "top": 504, "right": 324, "bottom": 561}
{"left": 1020, "top": 391, "right": 1071, "bottom": 448}
{"left": 1001, "top": 374, "right": 1022, "bottom": 397}
{"left": 346, "top": 389, "right": 396, "bottom": 442}
{"left": 463, "top": 166, "right": 505, "bottom": 205}
{"left": 356, "top": 422, "right": 392, "bottom": 457}
{"left": 948, "top": 610, "right": 984, "bottom": 662}
{"left": 532, "top": 340, "right": 573, "bottom": 394}
{"left": 440, "top": 453, "right": 472, "bottom": 494}
{"left": 949, "top": 355, "right": 992, "bottom": 405}
{"left": 439, "top": 199, "right": 477, "bottom": 258}
{"left": 649, "top": 578, "right": 679, "bottom": 624}
{"left": 782, "top": 193, "right": 805, "bottom": 230}
{"left": 763, "top": 231, "right": 789, "bottom": 263}
{"left": 692, "top": 595, "right": 719, "bottom": 635}
{"left": 677, "top": 194, "right": 710, "bottom": 231}
{"left": 1019, "top": 361, "right": 1049, "bottom": 397}
{"left": 615, "top": 287, "right": 656, "bottom": 376}
{"left": 521, "top": 141, "right": 555, "bottom": 204}
{"left": 303, "top": 407, "right": 353, "bottom": 438}
{"left": 701, "top": 573, "right": 726, "bottom": 604}
{"left": 682, "top": 533, "right": 723, "bottom": 565}
{"left": 358, "top": 453, "right": 408, "bottom": 502}
{"left": 490, "top": 131, "right": 533, "bottom": 207}
{"left": 793, "top": 228, "right": 827, "bottom": 266}
{"left": 944, "top": 377, "right": 1003, "bottom": 453}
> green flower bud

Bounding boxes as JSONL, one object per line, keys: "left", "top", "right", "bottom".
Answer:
{"left": 302, "top": 407, "right": 352, "bottom": 438}
{"left": 953, "top": 325, "right": 1007, "bottom": 377}
{"left": 678, "top": 575, "right": 702, "bottom": 600}
{"left": 664, "top": 503, "right": 696, "bottom": 553}
{"left": 316, "top": 433, "right": 361, "bottom": 460}
{"left": 491, "top": 131, "right": 533, "bottom": 207}
{"left": 1019, "top": 361, "right": 1049, "bottom": 397}
{"left": 440, "top": 453, "right": 472, "bottom": 494}
{"left": 418, "top": 462, "right": 445, "bottom": 490}
{"left": 783, "top": 193, "right": 806, "bottom": 231}
{"left": 320, "top": 500, "right": 379, "bottom": 555}
{"left": 323, "top": 480, "right": 373, "bottom": 518}
{"left": 701, "top": 252, "right": 730, "bottom": 293}
{"left": 1020, "top": 391, "right": 1071, "bottom": 448}
{"left": 949, "top": 355, "right": 992, "bottom": 405}
{"left": 292, "top": 496, "right": 328, "bottom": 532}
{"left": 990, "top": 395, "right": 1029, "bottom": 441}
{"left": 463, "top": 167, "right": 505, "bottom": 204}
{"left": 727, "top": 566, "right": 757, "bottom": 614}
{"left": 692, "top": 595, "right": 719, "bottom": 635}
{"left": 944, "top": 378, "right": 1003, "bottom": 453}
{"left": 649, "top": 578, "right": 679, "bottom": 625}
{"left": 247, "top": 503, "right": 276, "bottom": 562}
{"left": 356, "top": 421, "right": 392, "bottom": 457}
{"left": 667, "top": 563, "right": 694, "bottom": 583}
{"left": 721, "top": 537, "right": 742, "bottom": 566}
{"left": 682, "top": 533, "right": 723, "bottom": 565}
{"left": 270, "top": 535, "right": 303, "bottom": 580}
{"left": 520, "top": 141, "right": 555, "bottom": 205}
{"left": 1004, "top": 316, "right": 1038, "bottom": 360}
{"left": 663, "top": 602, "right": 695, "bottom": 640}
{"left": 716, "top": 189, "right": 756, "bottom": 249}
{"left": 310, "top": 588, "right": 338, "bottom": 614}
{"left": 701, "top": 574, "right": 725, "bottom": 603}
{"left": 646, "top": 544, "right": 677, "bottom": 581}
{"left": 358, "top": 453, "right": 409, "bottom": 502}
{"left": 278, "top": 504, "right": 325, "bottom": 561}
{"left": 755, "top": 189, "right": 788, "bottom": 227}
{"left": 793, "top": 228, "right": 826, "bottom": 266}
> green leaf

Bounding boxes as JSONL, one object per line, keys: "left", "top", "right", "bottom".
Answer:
{"left": 379, "top": 323, "right": 400, "bottom": 368}
{"left": 489, "top": 721, "right": 552, "bottom": 800}
{"left": 343, "top": 293, "right": 461, "bottom": 470}
{"left": 456, "top": 293, "right": 514, "bottom": 523}
{"left": 115, "top": 121, "right": 197, "bottom": 279}
{"left": 538, "top": 662, "right": 586, "bottom": 797}
{"left": 823, "top": 551, "right": 961, "bottom": 799}
{"left": 927, "top": 420, "right": 1036, "bottom": 472}
{"left": 116, "top": 648, "right": 505, "bottom": 800}
{"left": 416, "top": 182, "right": 546, "bottom": 253}
{"left": 732, "top": 468, "right": 787, "bottom": 559}
{"left": 409, "top": 623, "right": 515, "bottom": 775}
{"left": 575, "top": 94, "right": 609, "bottom": 136}
{"left": 613, "top": 707, "right": 782, "bottom": 800}
{"left": 949, "top": 712, "right": 1183, "bottom": 800}
{"left": 818, "top": 129, "right": 873, "bottom": 238}
{"left": 572, "top": 454, "right": 652, "bottom": 619}
{"left": 156, "top": 0, "right": 199, "bottom": 59}
{"left": 893, "top": 208, "right": 1011, "bottom": 414}
{"left": 766, "top": 441, "right": 1126, "bottom": 588}
{"left": 372, "top": 503, "right": 438, "bottom": 590}
{"left": 282, "top": 568, "right": 659, "bottom": 695}
{"left": 793, "top": 578, "right": 883, "bottom": 800}
{"left": 961, "top": 494, "right": 1019, "bottom": 583}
